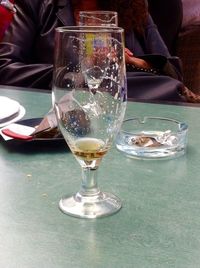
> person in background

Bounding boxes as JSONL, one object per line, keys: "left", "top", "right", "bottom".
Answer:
{"left": 0, "top": 0, "right": 190, "bottom": 102}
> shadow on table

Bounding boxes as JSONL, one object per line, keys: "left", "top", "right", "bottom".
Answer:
{"left": 0, "top": 137, "right": 68, "bottom": 154}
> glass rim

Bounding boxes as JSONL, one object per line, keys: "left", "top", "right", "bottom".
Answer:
{"left": 121, "top": 116, "right": 188, "bottom": 133}
{"left": 55, "top": 25, "right": 124, "bottom": 33}
{"left": 78, "top": 10, "right": 118, "bottom": 15}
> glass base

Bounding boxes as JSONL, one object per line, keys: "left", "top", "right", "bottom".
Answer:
{"left": 59, "top": 191, "right": 122, "bottom": 219}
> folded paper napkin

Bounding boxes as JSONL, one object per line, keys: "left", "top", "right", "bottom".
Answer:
{"left": 32, "top": 109, "right": 61, "bottom": 138}
{"left": 33, "top": 107, "right": 90, "bottom": 139}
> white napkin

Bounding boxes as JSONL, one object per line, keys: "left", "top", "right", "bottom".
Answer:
{"left": 0, "top": 123, "right": 35, "bottom": 141}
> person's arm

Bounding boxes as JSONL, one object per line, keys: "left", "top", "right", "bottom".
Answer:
{"left": 126, "top": 15, "right": 183, "bottom": 81}
{"left": 0, "top": 0, "right": 54, "bottom": 89}
{"left": 143, "top": 15, "right": 183, "bottom": 80}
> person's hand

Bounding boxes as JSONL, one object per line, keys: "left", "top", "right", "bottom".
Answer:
{"left": 125, "top": 48, "right": 151, "bottom": 69}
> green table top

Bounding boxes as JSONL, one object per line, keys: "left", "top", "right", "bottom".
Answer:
{"left": 0, "top": 86, "right": 200, "bottom": 268}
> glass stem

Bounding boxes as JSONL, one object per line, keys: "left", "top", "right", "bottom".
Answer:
{"left": 80, "top": 167, "right": 100, "bottom": 197}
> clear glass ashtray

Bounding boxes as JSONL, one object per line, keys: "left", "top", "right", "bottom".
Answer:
{"left": 115, "top": 117, "right": 188, "bottom": 159}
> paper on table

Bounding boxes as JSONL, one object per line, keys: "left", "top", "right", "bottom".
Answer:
{"left": 33, "top": 92, "right": 78, "bottom": 135}
{"left": 32, "top": 109, "right": 58, "bottom": 135}
{"left": 0, "top": 123, "right": 35, "bottom": 141}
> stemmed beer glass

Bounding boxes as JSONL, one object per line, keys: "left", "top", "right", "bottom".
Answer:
{"left": 52, "top": 26, "right": 127, "bottom": 218}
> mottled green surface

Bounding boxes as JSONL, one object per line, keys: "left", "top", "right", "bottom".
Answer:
{"left": 0, "top": 86, "right": 200, "bottom": 268}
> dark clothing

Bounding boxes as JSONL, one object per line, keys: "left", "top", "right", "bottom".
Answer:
{"left": 148, "top": 0, "right": 183, "bottom": 55}
{"left": 0, "top": 0, "right": 186, "bottom": 102}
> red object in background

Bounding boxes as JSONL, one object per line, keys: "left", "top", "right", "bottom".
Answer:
{"left": 0, "top": 0, "right": 15, "bottom": 41}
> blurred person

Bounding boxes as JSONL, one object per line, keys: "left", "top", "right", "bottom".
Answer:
{"left": 0, "top": 0, "right": 188, "bottom": 102}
